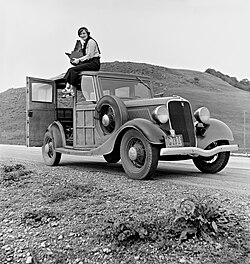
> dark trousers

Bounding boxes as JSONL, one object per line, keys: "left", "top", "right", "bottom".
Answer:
{"left": 64, "top": 57, "right": 100, "bottom": 86}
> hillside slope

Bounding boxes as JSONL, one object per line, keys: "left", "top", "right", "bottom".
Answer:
{"left": 0, "top": 87, "right": 26, "bottom": 145}
{"left": 205, "top": 68, "right": 250, "bottom": 92}
{"left": 1, "top": 61, "right": 250, "bottom": 150}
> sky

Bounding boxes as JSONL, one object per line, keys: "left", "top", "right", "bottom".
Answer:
{"left": 1, "top": 0, "right": 250, "bottom": 92}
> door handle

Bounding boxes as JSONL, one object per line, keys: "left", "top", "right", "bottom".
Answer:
{"left": 28, "top": 110, "right": 33, "bottom": 117}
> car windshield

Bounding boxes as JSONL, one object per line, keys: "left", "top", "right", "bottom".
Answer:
{"left": 99, "top": 77, "right": 152, "bottom": 99}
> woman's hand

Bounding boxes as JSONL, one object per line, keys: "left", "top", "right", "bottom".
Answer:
{"left": 71, "top": 58, "right": 80, "bottom": 65}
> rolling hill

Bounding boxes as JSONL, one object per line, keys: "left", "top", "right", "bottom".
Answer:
{"left": 0, "top": 61, "right": 249, "bottom": 152}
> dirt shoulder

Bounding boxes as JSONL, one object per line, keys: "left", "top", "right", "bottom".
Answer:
{"left": 0, "top": 159, "right": 250, "bottom": 264}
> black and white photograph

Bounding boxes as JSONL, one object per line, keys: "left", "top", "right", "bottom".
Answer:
{"left": 1, "top": 0, "right": 250, "bottom": 263}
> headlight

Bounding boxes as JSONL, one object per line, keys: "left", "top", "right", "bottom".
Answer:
{"left": 152, "top": 106, "right": 169, "bottom": 124}
{"left": 194, "top": 107, "right": 210, "bottom": 124}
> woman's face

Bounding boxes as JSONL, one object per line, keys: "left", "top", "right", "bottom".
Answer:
{"left": 79, "top": 30, "right": 88, "bottom": 41}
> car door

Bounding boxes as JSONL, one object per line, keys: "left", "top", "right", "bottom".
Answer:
{"left": 26, "top": 77, "right": 56, "bottom": 147}
{"left": 75, "top": 75, "right": 103, "bottom": 148}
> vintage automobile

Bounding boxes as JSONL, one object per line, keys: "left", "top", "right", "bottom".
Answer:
{"left": 26, "top": 71, "right": 238, "bottom": 179}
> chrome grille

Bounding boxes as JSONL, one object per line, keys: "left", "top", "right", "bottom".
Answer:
{"left": 168, "top": 100, "right": 196, "bottom": 147}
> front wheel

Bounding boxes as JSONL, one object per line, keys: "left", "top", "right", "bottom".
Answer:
{"left": 120, "top": 129, "right": 159, "bottom": 180}
{"left": 42, "top": 131, "right": 62, "bottom": 166}
{"left": 193, "top": 140, "right": 230, "bottom": 173}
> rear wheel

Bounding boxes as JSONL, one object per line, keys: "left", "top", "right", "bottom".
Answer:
{"left": 193, "top": 140, "right": 230, "bottom": 173}
{"left": 42, "top": 131, "right": 61, "bottom": 166}
{"left": 120, "top": 129, "right": 159, "bottom": 180}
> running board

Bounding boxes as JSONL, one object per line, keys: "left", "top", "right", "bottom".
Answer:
{"left": 55, "top": 147, "right": 94, "bottom": 156}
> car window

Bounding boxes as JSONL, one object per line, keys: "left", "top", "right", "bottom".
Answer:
{"left": 81, "top": 76, "right": 96, "bottom": 101}
{"left": 103, "top": 90, "right": 110, "bottom": 96}
{"left": 31, "top": 82, "right": 53, "bottom": 103}
{"left": 134, "top": 83, "right": 152, "bottom": 98}
{"left": 115, "top": 87, "right": 130, "bottom": 97}
{"left": 99, "top": 77, "right": 152, "bottom": 99}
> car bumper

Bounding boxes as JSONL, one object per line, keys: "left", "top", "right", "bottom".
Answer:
{"left": 160, "top": 144, "right": 239, "bottom": 157}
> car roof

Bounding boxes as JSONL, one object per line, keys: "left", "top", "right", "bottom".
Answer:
{"left": 50, "top": 71, "right": 151, "bottom": 81}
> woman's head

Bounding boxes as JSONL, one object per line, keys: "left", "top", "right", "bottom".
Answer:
{"left": 78, "top": 27, "right": 90, "bottom": 40}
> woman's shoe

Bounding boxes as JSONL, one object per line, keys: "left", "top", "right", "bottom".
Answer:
{"left": 62, "top": 93, "right": 73, "bottom": 98}
{"left": 62, "top": 86, "right": 75, "bottom": 98}
{"left": 62, "top": 87, "right": 73, "bottom": 94}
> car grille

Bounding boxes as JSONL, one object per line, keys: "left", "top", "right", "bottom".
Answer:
{"left": 168, "top": 100, "right": 196, "bottom": 147}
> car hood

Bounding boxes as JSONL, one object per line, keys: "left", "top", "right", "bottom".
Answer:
{"left": 124, "top": 96, "right": 187, "bottom": 108}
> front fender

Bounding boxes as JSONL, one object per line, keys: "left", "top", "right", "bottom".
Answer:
{"left": 47, "top": 121, "right": 66, "bottom": 148}
{"left": 197, "top": 118, "right": 234, "bottom": 149}
{"left": 124, "top": 119, "right": 166, "bottom": 144}
{"left": 91, "top": 118, "right": 165, "bottom": 155}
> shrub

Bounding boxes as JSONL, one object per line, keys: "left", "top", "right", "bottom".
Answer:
{"left": 172, "top": 194, "right": 234, "bottom": 242}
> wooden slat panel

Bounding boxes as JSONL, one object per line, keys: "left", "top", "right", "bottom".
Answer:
{"left": 76, "top": 128, "right": 84, "bottom": 145}
{"left": 84, "top": 110, "right": 94, "bottom": 126}
{"left": 75, "top": 106, "right": 107, "bottom": 148}
{"left": 85, "top": 128, "right": 93, "bottom": 145}
{"left": 76, "top": 111, "right": 84, "bottom": 126}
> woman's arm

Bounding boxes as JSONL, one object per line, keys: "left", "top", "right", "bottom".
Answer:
{"left": 72, "top": 39, "right": 96, "bottom": 64}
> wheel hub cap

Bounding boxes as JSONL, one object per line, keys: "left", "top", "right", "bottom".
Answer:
{"left": 45, "top": 142, "right": 53, "bottom": 155}
{"left": 128, "top": 147, "right": 138, "bottom": 161}
{"left": 44, "top": 143, "right": 50, "bottom": 154}
{"left": 102, "top": 114, "right": 110, "bottom": 127}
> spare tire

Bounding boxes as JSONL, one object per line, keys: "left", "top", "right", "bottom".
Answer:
{"left": 95, "top": 95, "right": 128, "bottom": 138}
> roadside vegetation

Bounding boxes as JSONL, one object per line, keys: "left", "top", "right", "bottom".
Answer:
{"left": 0, "top": 160, "right": 249, "bottom": 264}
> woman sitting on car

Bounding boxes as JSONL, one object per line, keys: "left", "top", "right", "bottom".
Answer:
{"left": 62, "top": 27, "right": 101, "bottom": 97}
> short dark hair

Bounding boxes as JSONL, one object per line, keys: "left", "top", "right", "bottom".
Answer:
{"left": 78, "top": 27, "right": 90, "bottom": 37}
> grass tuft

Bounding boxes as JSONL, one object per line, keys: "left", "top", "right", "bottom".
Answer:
{"left": 46, "top": 182, "right": 95, "bottom": 203}
{"left": 21, "top": 208, "right": 60, "bottom": 227}
{"left": 103, "top": 215, "right": 173, "bottom": 247}
{"left": 2, "top": 163, "right": 26, "bottom": 172}
{"left": 0, "top": 163, "right": 32, "bottom": 185}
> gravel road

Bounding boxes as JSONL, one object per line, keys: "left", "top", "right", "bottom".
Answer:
{"left": 1, "top": 144, "right": 249, "bottom": 195}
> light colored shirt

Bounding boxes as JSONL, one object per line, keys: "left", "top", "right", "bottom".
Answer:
{"left": 80, "top": 39, "right": 100, "bottom": 62}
